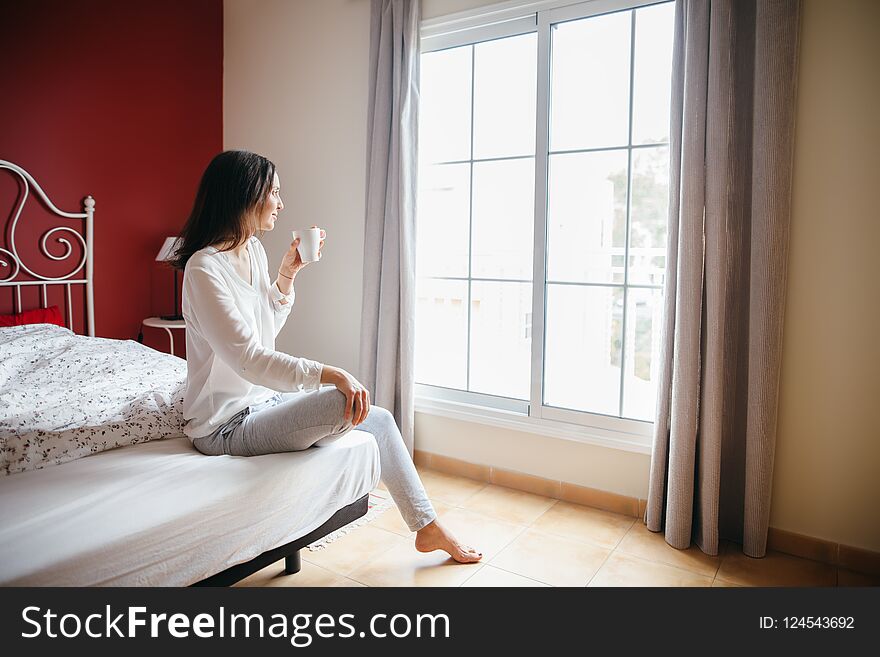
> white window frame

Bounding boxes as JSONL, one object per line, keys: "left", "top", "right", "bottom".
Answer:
{"left": 416, "top": 0, "right": 672, "bottom": 455}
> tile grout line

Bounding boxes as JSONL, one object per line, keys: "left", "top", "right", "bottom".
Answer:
{"left": 584, "top": 540, "right": 620, "bottom": 588}
{"left": 522, "top": 519, "right": 632, "bottom": 555}
{"left": 456, "top": 563, "right": 488, "bottom": 587}
{"left": 483, "top": 522, "right": 534, "bottom": 570}
{"left": 606, "top": 550, "right": 716, "bottom": 586}
{"left": 486, "top": 552, "right": 558, "bottom": 589}
{"left": 475, "top": 561, "right": 556, "bottom": 587}
{"left": 302, "top": 525, "right": 407, "bottom": 581}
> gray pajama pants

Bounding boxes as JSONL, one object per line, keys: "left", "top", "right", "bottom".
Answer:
{"left": 192, "top": 386, "right": 436, "bottom": 532}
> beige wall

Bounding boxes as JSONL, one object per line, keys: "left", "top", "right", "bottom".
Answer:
{"left": 771, "top": 0, "right": 880, "bottom": 552}
{"left": 224, "top": 0, "right": 371, "bottom": 376}
{"left": 225, "top": 0, "right": 880, "bottom": 551}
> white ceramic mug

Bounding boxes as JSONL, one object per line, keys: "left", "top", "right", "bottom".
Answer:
{"left": 291, "top": 227, "right": 321, "bottom": 263}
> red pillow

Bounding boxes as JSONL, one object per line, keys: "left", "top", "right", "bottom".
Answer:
{"left": 0, "top": 305, "right": 65, "bottom": 328}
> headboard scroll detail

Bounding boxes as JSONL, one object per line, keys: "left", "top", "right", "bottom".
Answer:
{"left": 0, "top": 160, "right": 95, "bottom": 336}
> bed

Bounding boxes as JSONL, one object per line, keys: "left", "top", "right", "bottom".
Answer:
{"left": 0, "top": 159, "right": 379, "bottom": 586}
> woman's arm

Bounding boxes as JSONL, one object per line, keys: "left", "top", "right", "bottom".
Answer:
{"left": 274, "top": 268, "right": 295, "bottom": 297}
{"left": 269, "top": 275, "right": 295, "bottom": 337}
{"left": 251, "top": 237, "right": 294, "bottom": 335}
{"left": 264, "top": 230, "right": 323, "bottom": 336}
{"left": 268, "top": 275, "right": 294, "bottom": 338}
{"left": 185, "top": 265, "right": 323, "bottom": 392}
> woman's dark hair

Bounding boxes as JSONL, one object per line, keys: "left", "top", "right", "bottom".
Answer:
{"left": 169, "top": 150, "right": 276, "bottom": 270}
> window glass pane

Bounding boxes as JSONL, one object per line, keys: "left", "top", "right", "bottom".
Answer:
{"left": 622, "top": 287, "right": 663, "bottom": 421}
{"left": 631, "top": 2, "right": 675, "bottom": 145}
{"left": 417, "top": 163, "right": 471, "bottom": 278}
{"left": 420, "top": 46, "right": 472, "bottom": 164}
{"left": 416, "top": 5, "right": 673, "bottom": 424}
{"left": 550, "top": 10, "right": 631, "bottom": 151}
{"left": 544, "top": 284, "right": 623, "bottom": 416}
{"left": 546, "top": 150, "right": 628, "bottom": 284}
{"left": 471, "top": 158, "right": 535, "bottom": 280}
{"left": 415, "top": 278, "right": 469, "bottom": 389}
{"left": 473, "top": 33, "right": 536, "bottom": 159}
{"left": 628, "top": 146, "right": 668, "bottom": 285}
{"left": 469, "top": 281, "right": 532, "bottom": 400}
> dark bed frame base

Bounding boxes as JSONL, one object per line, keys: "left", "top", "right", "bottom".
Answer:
{"left": 191, "top": 494, "right": 370, "bottom": 587}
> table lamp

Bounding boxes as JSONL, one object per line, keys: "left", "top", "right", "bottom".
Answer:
{"left": 156, "top": 237, "right": 183, "bottom": 321}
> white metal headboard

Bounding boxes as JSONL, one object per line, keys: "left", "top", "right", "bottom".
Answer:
{"left": 0, "top": 160, "right": 95, "bottom": 336}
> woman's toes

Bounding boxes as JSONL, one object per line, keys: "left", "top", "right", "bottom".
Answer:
{"left": 456, "top": 545, "right": 482, "bottom": 562}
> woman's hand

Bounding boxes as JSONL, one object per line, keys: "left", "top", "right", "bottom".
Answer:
{"left": 322, "top": 365, "right": 370, "bottom": 426}
{"left": 279, "top": 226, "right": 325, "bottom": 278}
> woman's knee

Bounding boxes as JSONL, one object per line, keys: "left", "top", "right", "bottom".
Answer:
{"left": 322, "top": 387, "right": 351, "bottom": 424}
{"left": 369, "top": 405, "right": 394, "bottom": 425}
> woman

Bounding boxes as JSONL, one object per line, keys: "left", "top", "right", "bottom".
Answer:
{"left": 171, "top": 150, "right": 481, "bottom": 564}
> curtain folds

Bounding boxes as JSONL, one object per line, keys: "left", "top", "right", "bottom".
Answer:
{"left": 360, "top": 0, "right": 420, "bottom": 455}
{"left": 646, "top": 0, "right": 801, "bottom": 558}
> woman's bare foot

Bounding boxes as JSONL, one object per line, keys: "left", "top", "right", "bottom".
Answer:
{"left": 415, "top": 519, "right": 482, "bottom": 563}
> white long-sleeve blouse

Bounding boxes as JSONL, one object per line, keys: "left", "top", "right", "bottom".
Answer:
{"left": 180, "top": 236, "right": 323, "bottom": 439}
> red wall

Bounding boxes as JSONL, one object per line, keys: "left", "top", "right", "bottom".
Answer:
{"left": 0, "top": 0, "right": 222, "bottom": 349}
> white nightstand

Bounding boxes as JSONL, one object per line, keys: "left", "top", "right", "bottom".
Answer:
{"left": 140, "top": 317, "right": 186, "bottom": 356}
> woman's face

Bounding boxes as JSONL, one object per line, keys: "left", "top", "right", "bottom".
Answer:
{"left": 256, "top": 173, "right": 283, "bottom": 232}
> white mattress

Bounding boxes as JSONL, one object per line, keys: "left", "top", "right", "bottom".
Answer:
{"left": 0, "top": 431, "right": 379, "bottom": 586}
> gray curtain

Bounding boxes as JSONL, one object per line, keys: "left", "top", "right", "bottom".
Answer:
{"left": 646, "top": 0, "right": 801, "bottom": 558}
{"left": 359, "top": 0, "right": 420, "bottom": 455}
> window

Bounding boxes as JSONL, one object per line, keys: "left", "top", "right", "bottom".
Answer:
{"left": 416, "top": 0, "right": 675, "bottom": 444}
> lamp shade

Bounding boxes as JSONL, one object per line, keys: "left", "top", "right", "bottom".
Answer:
{"left": 156, "top": 237, "right": 181, "bottom": 262}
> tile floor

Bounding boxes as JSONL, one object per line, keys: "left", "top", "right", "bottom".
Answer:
{"left": 235, "top": 466, "right": 880, "bottom": 588}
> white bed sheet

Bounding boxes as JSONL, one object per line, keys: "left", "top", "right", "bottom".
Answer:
{"left": 0, "top": 430, "right": 380, "bottom": 586}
